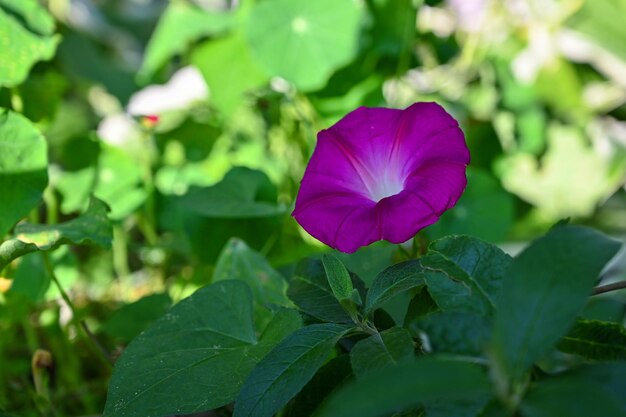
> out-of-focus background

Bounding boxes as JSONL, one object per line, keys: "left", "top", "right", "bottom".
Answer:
{"left": 2, "top": 0, "right": 626, "bottom": 415}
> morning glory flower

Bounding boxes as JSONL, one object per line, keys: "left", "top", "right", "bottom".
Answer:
{"left": 292, "top": 102, "right": 470, "bottom": 253}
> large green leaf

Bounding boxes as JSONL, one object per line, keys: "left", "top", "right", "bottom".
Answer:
{"left": 416, "top": 312, "right": 492, "bottom": 356}
{"left": 103, "top": 281, "right": 302, "bottom": 417}
{"left": 521, "top": 375, "right": 626, "bottom": 417}
{"left": 179, "top": 167, "right": 285, "bottom": 218}
{"left": 316, "top": 358, "right": 491, "bottom": 417}
{"left": 490, "top": 226, "right": 621, "bottom": 382}
{"left": 244, "top": 0, "right": 363, "bottom": 91}
{"left": 213, "top": 238, "right": 290, "bottom": 328}
{"left": 350, "top": 327, "right": 414, "bottom": 378}
{"left": 563, "top": 362, "right": 626, "bottom": 412}
{"left": 287, "top": 258, "right": 353, "bottom": 324}
{"left": 0, "top": 109, "right": 48, "bottom": 237}
{"left": 365, "top": 260, "right": 424, "bottom": 316}
{"left": 138, "top": 1, "right": 235, "bottom": 81}
{"left": 191, "top": 33, "right": 268, "bottom": 115}
{"left": 0, "top": 0, "right": 59, "bottom": 87}
{"left": 100, "top": 293, "right": 173, "bottom": 342}
{"left": 233, "top": 323, "right": 350, "bottom": 417}
{"left": 557, "top": 319, "right": 626, "bottom": 360}
{"left": 0, "top": 197, "right": 112, "bottom": 272}
{"left": 285, "top": 355, "right": 353, "bottom": 417}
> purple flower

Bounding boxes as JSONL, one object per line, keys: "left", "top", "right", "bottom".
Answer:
{"left": 292, "top": 102, "right": 470, "bottom": 253}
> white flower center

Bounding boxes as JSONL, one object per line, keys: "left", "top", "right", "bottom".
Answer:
{"left": 368, "top": 171, "right": 405, "bottom": 202}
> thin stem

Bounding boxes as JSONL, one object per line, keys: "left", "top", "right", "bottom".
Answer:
{"left": 42, "top": 252, "right": 113, "bottom": 370}
{"left": 592, "top": 280, "right": 626, "bottom": 295}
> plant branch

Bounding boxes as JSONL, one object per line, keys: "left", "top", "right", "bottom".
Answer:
{"left": 592, "top": 280, "right": 626, "bottom": 295}
{"left": 42, "top": 252, "right": 113, "bottom": 370}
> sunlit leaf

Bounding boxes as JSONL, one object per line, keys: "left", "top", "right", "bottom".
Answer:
{"left": 0, "top": 0, "right": 59, "bottom": 87}
{"left": 0, "top": 109, "right": 48, "bottom": 237}
{"left": 244, "top": 0, "right": 363, "bottom": 90}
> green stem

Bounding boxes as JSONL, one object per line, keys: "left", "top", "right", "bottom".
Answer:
{"left": 42, "top": 253, "right": 113, "bottom": 370}
{"left": 43, "top": 187, "right": 58, "bottom": 225}
{"left": 112, "top": 224, "right": 130, "bottom": 279}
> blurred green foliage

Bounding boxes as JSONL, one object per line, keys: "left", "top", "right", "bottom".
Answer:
{"left": 2, "top": 0, "right": 626, "bottom": 415}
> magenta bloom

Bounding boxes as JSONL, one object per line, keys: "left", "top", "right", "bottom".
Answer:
{"left": 292, "top": 102, "right": 470, "bottom": 253}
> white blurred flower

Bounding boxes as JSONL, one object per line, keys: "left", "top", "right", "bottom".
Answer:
{"left": 127, "top": 66, "right": 209, "bottom": 116}
{"left": 447, "top": 0, "right": 488, "bottom": 33}
{"left": 418, "top": 6, "right": 455, "bottom": 38}
{"left": 97, "top": 113, "right": 139, "bottom": 147}
{"left": 512, "top": 25, "right": 556, "bottom": 83}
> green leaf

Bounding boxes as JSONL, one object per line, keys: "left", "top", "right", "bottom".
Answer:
{"left": 179, "top": 167, "right": 285, "bottom": 218}
{"left": 191, "top": 33, "right": 268, "bottom": 115}
{"left": 315, "top": 358, "right": 491, "bottom": 417}
{"left": 94, "top": 145, "right": 147, "bottom": 221}
{"left": 416, "top": 312, "right": 492, "bottom": 356}
{"left": 287, "top": 258, "right": 353, "bottom": 324}
{"left": 521, "top": 376, "right": 626, "bottom": 417}
{"left": 557, "top": 319, "right": 626, "bottom": 360}
{"left": 428, "top": 235, "right": 512, "bottom": 303}
{"left": 368, "top": 0, "right": 417, "bottom": 58}
{"left": 0, "top": 109, "right": 48, "bottom": 237}
{"left": 365, "top": 260, "right": 424, "bottom": 316}
{"left": 286, "top": 355, "right": 353, "bottom": 417}
{"left": 103, "top": 281, "right": 301, "bottom": 417}
{"left": 233, "top": 323, "right": 350, "bottom": 417}
{"left": 421, "top": 252, "right": 494, "bottom": 316}
{"left": 564, "top": 362, "right": 626, "bottom": 411}
{"left": 100, "top": 293, "right": 173, "bottom": 342}
{"left": 138, "top": 1, "right": 235, "bottom": 81}
{"left": 322, "top": 254, "right": 354, "bottom": 302}
{"left": 0, "top": 197, "right": 112, "bottom": 272}
{"left": 490, "top": 225, "right": 621, "bottom": 382}
{"left": 350, "top": 327, "right": 414, "bottom": 378}
{"left": 213, "top": 238, "right": 290, "bottom": 328}
{"left": 244, "top": 0, "right": 363, "bottom": 91}
{"left": 567, "top": 0, "right": 626, "bottom": 64}
{"left": 0, "top": 0, "right": 59, "bottom": 87}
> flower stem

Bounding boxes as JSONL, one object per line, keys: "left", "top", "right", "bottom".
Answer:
{"left": 592, "top": 280, "right": 626, "bottom": 295}
{"left": 42, "top": 252, "right": 113, "bottom": 370}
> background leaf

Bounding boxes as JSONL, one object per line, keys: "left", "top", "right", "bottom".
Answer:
{"left": 213, "top": 238, "right": 290, "bottom": 328}
{"left": 557, "top": 319, "right": 626, "bottom": 360}
{"left": 0, "top": 109, "right": 48, "bottom": 237}
{"left": 0, "top": 197, "right": 112, "bottom": 272}
{"left": 0, "top": 0, "right": 59, "bottom": 87}
{"left": 244, "top": 0, "right": 363, "bottom": 90}
{"left": 191, "top": 33, "right": 268, "bottom": 115}
{"left": 138, "top": 1, "right": 235, "bottom": 82}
